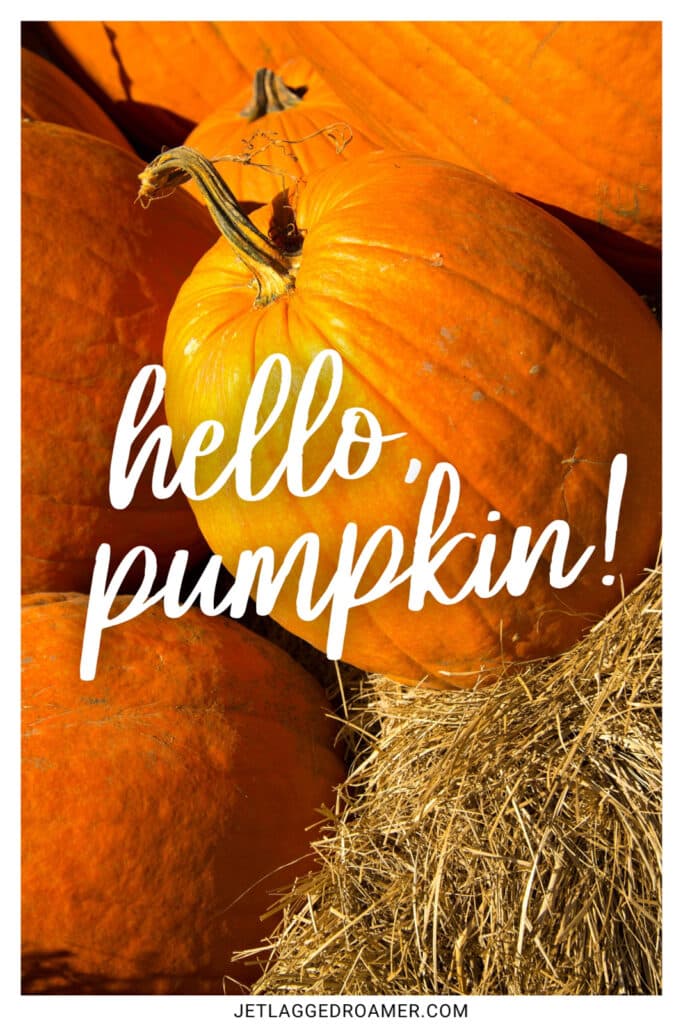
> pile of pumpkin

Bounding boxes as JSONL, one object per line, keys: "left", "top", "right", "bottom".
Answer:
{"left": 21, "top": 21, "right": 661, "bottom": 996}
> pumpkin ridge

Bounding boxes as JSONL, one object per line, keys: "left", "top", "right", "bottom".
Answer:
{"left": 303, "top": 290, "right": 605, "bottom": 545}
{"left": 25, "top": 487, "right": 197, "bottom": 516}
{"left": 395, "top": 28, "right": 561, "bottom": 179}
{"left": 37, "top": 704, "right": 342, "bottom": 774}
{"left": 128, "top": 23, "right": 206, "bottom": 109}
{"left": 268, "top": 303, "right": 511, "bottom": 651}
{"left": 184, "top": 23, "right": 225, "bottom": 107}
{"left": 285, "top": 297, "right": 439, "bottom": 470}
{"left": 302, "top": 216, "right": 600, "bottom": 322}
{"left": 288, "top": 298, "right": 573, "bottom": 605}
{"left": 524, "top": 22, "right": 658, "bottom": 123}
{"left": 315, "top": 244, "right": 653, "bottom": 399}
{"left": 320, "top": 27, "right": 492, "bottom": 177}
{"left": 24, "top": 309, "right": 160, "bottom": 380}
{"left": 235, "top": 384, "right": 465, "bottom": 674}
{"left": 348, "top": 603, "right": 442, "bottom": 682}
{"left": 193, "top": 297, "right": 500, "bottom": 672}
{"left": 23, "top": 226, "right": 169, "bottom": 335}
{"left": 292, "top": 23, "right": 660, "bottom": 248}
{"left": 292, "top": 299, "right": 632, "bottom": 605}
{"left": 411, "top": 22, "right": 650, "bottom": 192}
{"left": 307, "top": 231, "right": 643, "bottom": 390}
{"left": 380, "top": 22, "right": 659, "bottom": 195}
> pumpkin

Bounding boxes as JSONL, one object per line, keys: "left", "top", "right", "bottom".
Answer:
{"left": 21, "top": 122, "right": 215, "bottom": 594}
{"left": 22, "top": 593, "right": 345, "bottom": 994}
{"left": 40, "top": 21, "right": 298, "bottom": 155}
{"left": 139, "top": 147, "right": 661, "bottom": 688}
{"left": 288, "top": 21, "right": 661, "bottom": 292}
{"left": 183, "top": 58, "right": 381, "bottom": 208}
{"left": 21, "top": 47, "right": 132, "bottom": 151}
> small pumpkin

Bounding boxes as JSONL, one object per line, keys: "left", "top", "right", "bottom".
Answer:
{"left": 21, "top": 47, "right": 132, "bottom": 151}
{"left": 22, "top": 593, "right": 345, "bottom": 994}
{"left": 21, "top": 122, "right": 214, "bottom": 593}
{"left": 41, "top": 20, "right": 298, "bottom": 154}
{"left": 183, "top": 58, "right": 381, "bottom": 208}
{"left": 288, "top": 21, "right": 661, "bottom": 293}
{"left": 139, "top": 147, "right": 661, "bottom": 688}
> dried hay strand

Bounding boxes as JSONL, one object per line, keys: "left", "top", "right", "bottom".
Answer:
{"left": 245, "top": 566, "right": 662, "bottom": 995}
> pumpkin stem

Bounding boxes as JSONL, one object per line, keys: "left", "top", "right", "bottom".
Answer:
{"left": 137, "top": 146, "right": 296, "bottom": 306}
{"left": 241, "top": 68, "right": 308, "bottom": 122}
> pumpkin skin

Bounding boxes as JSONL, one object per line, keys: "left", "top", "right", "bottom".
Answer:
{"left": 21, "top": 48, "right": 132, "bottom": 151}
{"left": 288, "top": 22, "right": 661, "bottom": 269}
{"left": 22, "top": 592, "right": 345, "bottom": 994}
{"left": 42, "top": 21, "right": 298, "bottom": 154}
{"left": 21, "top": 122, "right": 214, "bottom": 593}
{"left": 151, "top": 149, "right": 660, "bottom": 688}
{"left": 183, "top": 58, "right": 381, "bottom": 208}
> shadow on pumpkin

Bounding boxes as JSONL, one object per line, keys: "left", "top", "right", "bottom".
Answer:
{"left": 21, "top": 22, "right": 197, "bottom": 160}
{"left": 520, "top": 193, "right": 662, "bottom": 313}
{"left": 22, "top": 949, "right": 134, "bottom": 995}
{"left": 21, "top": 949, "right": 254, "bottom": 995}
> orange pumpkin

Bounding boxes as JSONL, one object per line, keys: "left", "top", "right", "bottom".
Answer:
{"left": 22, "top": 593, "right": 344, "bottom": 994}
{"left": 42, "top": 21, "right": 298, "bottom": 154}
{"left": 139, "top": 147, "right": 661, "bottom": 688}
{"left": 21, "top": 122, "right": 214, "bottom": 593}
{"left": 21, "top": 48, "right": 132, "bottom": 151}
{"left": 288, "top": 21, "right": 661, "bottom": 293}
{"left": 183, "top": 58, "right": 381, "bottom": 208}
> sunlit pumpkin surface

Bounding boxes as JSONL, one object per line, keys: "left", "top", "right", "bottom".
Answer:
{"left": 289, "top": 22, "right": 662, "bottom": 249}
{"left": 162, "top": 151, "right": 661, "bottom": 687}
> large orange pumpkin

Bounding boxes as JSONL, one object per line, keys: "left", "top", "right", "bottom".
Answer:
{"left": 21, "top": 48, "right": 132, "bottom": 151}
{"left": 183, "top": 58, "right": 381, "bottom": 208}
{"left": 21, "top": 122, "right": 214, "bottom": 593}
{"left": 22, "top": 593, "right": 345, "bottom": 994}
{"left": 140, "top": 147, "right": 660, "bottom": 688}
{"left": 288, "top": 21, "right": 661, "bottom": 294}
{"left": 41, "top": 21, "right": 298, "bottom": 154}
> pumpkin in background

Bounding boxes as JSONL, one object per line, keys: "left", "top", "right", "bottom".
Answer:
{"left": 183, "top": 58, "right": 381, "bottom": 209}
{"left": 288, "top": 21, "right": 661, "bottom": 294}
{"left": 21, "top": 48, "right": 132, "bottom": 151}
{"left": 39, "top": 21, "right": 298, "bottom": 154}
{"left": 21, "top": 122, "right": 214, "bottom": 594}
{"left": 22, "top": 593, "right": 345, "bottom": 994}
{"left": 140, "top": 147, "right": 660, "bottom": 688}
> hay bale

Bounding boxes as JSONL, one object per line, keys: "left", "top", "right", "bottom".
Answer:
{"left": 244, "top": 566, "right": 662, "bottom": 995}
